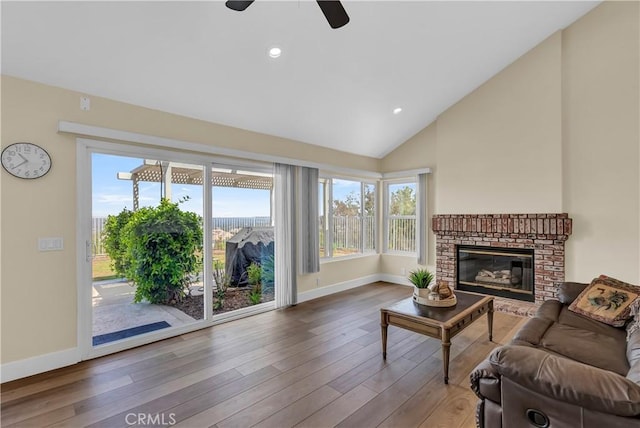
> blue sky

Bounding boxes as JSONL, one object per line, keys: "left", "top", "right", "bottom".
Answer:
{"left": 91, "top": 154, "right": 363, "bottom": 218}
{"left": 92, "top": 153, "right": 271, "bottom": 218}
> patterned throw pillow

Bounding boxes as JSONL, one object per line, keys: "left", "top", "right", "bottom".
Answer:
{"left": 568, "top": 275, "right": 640, "bottom": 327}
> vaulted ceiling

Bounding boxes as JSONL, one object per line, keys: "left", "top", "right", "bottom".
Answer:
{"left": 1, "top": 1, "right": 599, "bottom": 158}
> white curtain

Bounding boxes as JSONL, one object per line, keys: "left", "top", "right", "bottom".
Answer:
{"left": 297, "top": 166, "right": 320, "bottom": 274}
{"left": 274, "top": 163, "right": 297, "bottom": 307}
{"left": 417, "top": 173, "right": 428, "bottom": 265}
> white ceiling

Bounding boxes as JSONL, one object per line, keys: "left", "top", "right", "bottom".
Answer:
{"left": 2, "top": 1, "right": 599, "bottom": 158}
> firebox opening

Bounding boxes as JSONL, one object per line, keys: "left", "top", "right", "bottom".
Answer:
{"left": 457, "top": 245, "right": 534, "bottom": 302}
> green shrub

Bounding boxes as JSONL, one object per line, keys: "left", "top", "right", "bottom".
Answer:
{"left": 123, "top": 199, "right": 203, "bottom": 304}
{"left": 248, "top": 285, "right": 262, "bottom": 305}
{"left": 102, "top": 208, "right": 134, "bottom": 278}
{"left": 247, "top": 262, "right": 262, "bottom": 286}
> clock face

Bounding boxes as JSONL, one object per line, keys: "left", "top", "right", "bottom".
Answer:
{"left": 1, "top": 142, "right": 52, "bottom": 179}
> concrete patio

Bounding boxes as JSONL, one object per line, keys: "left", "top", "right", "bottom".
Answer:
{"left": 92, "top": 279, "right": 198, "bottom": 338}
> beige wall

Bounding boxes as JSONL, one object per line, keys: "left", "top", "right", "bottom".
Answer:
{"left": 437, "top": 31, "right": 563, "bottom": 214}
{"left": 381, "top": 1, "right": 640, "bottom": 285}
{"left": 561, "top": 1, "right": 640, "bottom": 283}
{"left": 297, "top": 255, "right": 380, "bottom": 293}
{"left": 0, "top": 76, "right": 380, "bottom": 364}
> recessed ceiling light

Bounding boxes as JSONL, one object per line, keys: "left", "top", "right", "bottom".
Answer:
{"left": 393, "top": 107, "right": 403, "bottom": 115}
{"left": 269, "top": 47, "right": 282, "bottom": 58}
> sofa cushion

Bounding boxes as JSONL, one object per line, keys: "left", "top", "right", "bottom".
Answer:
{"left": 558, "top": 306, "right": 629, "bottom": 339}
{"left": 568, "top": 275, "right": 640, "bottom": 327}
{"left": 540, "top": 323, "right": 629, "bottom": 376}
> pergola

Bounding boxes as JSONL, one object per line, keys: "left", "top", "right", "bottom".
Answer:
{"left": 117, "top": 160, "right": 273, "bottom": 210}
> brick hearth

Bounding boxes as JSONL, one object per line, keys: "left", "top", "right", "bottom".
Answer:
{"left": 432, "top": 214, "right": 573, "bottom": 304}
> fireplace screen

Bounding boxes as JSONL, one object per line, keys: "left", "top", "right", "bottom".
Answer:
{"left": 457, "top": 245, "right": 534, "bottom": 301}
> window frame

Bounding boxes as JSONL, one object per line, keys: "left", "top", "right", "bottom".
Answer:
{"left": 383, "top": 178, "right": 418, "bottom": 255}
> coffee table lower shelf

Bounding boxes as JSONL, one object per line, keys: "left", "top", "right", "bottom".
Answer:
{"left": 380, "top": 291, "right": 494, "bottom": 384}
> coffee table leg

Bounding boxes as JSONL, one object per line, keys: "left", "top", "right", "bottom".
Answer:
{"left": 380, "top": 311, "right": 388, "bottom": 360}
{"left": 442, "top": 328, "right": 451, "bottom": 384}
{"left": 488, "top": 301, "right": 494, "bottom": 342}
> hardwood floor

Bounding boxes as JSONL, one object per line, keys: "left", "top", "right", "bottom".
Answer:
{"left": 1, "top": 283, "right": 527, "bottom": 428}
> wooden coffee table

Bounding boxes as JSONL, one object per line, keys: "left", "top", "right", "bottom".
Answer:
{"left": 380, "top": 291, "right": 494, "bottom": 384}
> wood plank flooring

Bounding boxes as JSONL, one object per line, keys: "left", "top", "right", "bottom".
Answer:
{"left": 1, "top": 283, "right": 527, "bottom": 428}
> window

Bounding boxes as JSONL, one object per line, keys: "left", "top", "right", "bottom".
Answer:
{"left": 319, "top": 177, "right": 376, "bottom": 258}
{"left": 384, "top": 181, "right": 417, "bottom": 253}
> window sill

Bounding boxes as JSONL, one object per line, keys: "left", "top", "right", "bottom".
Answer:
{"left": 320, "top": 252, "right": 378, "bottom": 264}
{"left": 382, "top": 251, "right": 418, "bottom": 257}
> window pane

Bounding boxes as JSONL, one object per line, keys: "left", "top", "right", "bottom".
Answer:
{"left": 91, "top": 155, "right": 204, "bottom": 345}
{"left": 388, "top": 183, "right": 416, "bottom": 215}
{"left": 387, "top": 182, "right": 416, "bottom": 252}
{"left": 212, "top": 169, "right": 274, "bottom": 312}
{"left": 333, "top": 179, "right": 361, "bottom": 256}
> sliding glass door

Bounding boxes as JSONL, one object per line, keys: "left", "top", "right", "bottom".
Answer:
{"left": 79, "top": 139, "right": 276, "bottom": 358}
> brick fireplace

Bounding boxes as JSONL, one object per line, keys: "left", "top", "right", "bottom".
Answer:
{"left": 432, "top": 214, "right": 572, "bottom": 304}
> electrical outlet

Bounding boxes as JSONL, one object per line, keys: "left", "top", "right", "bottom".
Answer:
{"left": 400, "top": 267, "right": 406, "bottom": 275}
{"left": 316, "top": 278, "right": 320, "bottom": 287}
{"left": 80, "top": 96, "right": 91, "bottom": 111}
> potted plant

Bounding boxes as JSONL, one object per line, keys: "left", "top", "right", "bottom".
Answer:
{"left": 408, "top": 268, "right": 435, "bottom": 299}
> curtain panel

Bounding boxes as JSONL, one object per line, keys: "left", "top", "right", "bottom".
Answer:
{"left": 274, "top": 163, "right": 297, "bottom": 307}
{"left": 297, "top": 167, "right": 320, "bottom": 274}
{"left": 417, "top": 172, "right": 428, "bottom": 265}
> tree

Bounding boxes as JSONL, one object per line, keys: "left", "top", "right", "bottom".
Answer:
{"left": 102, "top": 208, "right": 134, "bottom": 278}
{"left": 364, "top": 185, "right": 375, "bottom": 216}
{"left": 389, "top": 186, "right": 416, "bottom": 215}
{"left": 333, "top": 191, "right": 360, "bottom": 216}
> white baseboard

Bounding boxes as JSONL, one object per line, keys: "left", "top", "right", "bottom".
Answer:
{"left": 377, "top": 273, "right": 413, "bottom": 287}
{"left": 1, "top": 347, "right": 81, "bottom": 383}
{"left": 297, "top": 274, "right": 382, "bottom": 303}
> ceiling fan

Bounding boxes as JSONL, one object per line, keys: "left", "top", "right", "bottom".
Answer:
{"left": 225, "top": 1, "right": 350, "bottom": 29}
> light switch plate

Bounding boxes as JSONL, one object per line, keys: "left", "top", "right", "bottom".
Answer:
{"left": 38, "top": 237, "right": 63, "bottom": 251}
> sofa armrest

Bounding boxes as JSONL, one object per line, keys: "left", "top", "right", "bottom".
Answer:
{"left": 470, "top": 359, "right": 501, "bottom": 404}
{"left": 557, "top": 281, "right": 589, "bottom": 304}
{"left": 489, "top": 345, "right": 640, "bottom": 417}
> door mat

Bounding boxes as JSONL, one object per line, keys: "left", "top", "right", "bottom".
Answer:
{"left": 93, "top": 321, "right": 171, "bottom": 346}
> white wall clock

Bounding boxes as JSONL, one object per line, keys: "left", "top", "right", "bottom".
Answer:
{"left": 1, "top": 142, "right": 52, "bottom": 179}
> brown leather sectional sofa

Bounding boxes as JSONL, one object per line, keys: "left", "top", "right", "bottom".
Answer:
{"left": 470, "top": 282, "right": 640, "bottom": 428}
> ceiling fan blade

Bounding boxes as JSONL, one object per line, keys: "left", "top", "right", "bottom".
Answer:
{"left": 316, "top": 1, "right": 350, "bottom": 29}
{"left": 225, "top": 1, "right": 255, "bottom": 12}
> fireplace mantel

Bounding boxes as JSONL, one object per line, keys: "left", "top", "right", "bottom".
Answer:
{"left": 432, "top": 214, "right": 573, "bottom": 304}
